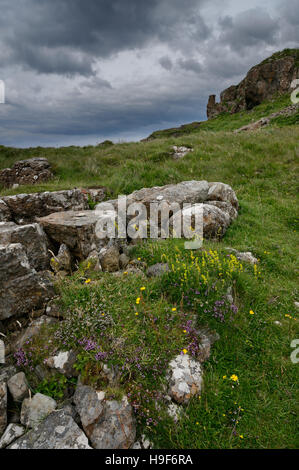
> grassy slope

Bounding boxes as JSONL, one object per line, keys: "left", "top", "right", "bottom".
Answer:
{"left": 1, "top": 105, "right": 299, "bottom": 449}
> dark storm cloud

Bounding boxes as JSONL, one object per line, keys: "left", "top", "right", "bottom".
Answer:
{"left": 1, "top": 0, "right": 209, "bottom": 76}
{"left": 218, "top": 8, "right": 279, "bottom": 51}
{"left": 159, "top": 56, "right": 173, "bottom": 71}
{"left": 178, "top": 58, "right": 202, "bottom": 74}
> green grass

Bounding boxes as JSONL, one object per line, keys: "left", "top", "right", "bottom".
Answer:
{"left": 2, "top": 100, "right": 299, "bottom": 449}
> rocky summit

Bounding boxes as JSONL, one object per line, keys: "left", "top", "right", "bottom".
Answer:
{"left": 207, "top": 49, "right": 299, "bottom": 119}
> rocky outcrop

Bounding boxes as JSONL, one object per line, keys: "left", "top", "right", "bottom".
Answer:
{"left": 0, "top": 158, "right": 53, "bottom": 188}
{"left": 207, "top": 49, "right": 299, "bottom": 119}
{"left": 167, "top": 354, "right": 203, "bottom": 404}
{"left": 21, "top": 393, "right": 57, "bottom": 428}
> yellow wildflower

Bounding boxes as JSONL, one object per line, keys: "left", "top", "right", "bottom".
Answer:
{"left": 140, "top": 287, "right": 146, "bottom": 291}
{"left": 230, "top": 374, "right": 239, "bottom": 382}
{"left": 182, "top": 349, "right": 188, "bottom": 355}
{"left": 136, "top": 298, "right": 140, "bottom": 305}
{"left": 85, "top": 279, "right": 91, "bottom": 284}
{"left": 249, "top": 310, "right": 255, "bottom": 315}
{"left": 172, "top": 307, "right": 177, "bottom": 312}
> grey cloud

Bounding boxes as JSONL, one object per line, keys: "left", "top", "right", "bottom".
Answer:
{"left": 219, "top": 8, "right": 279, "bottom": 51}
{"left": 1, "top": 0, "right": 209, "bottom": 76}
{"left": 159, "top": 56, "right": 173, "bottom": 71}
{"left": 178, "top": 58, "right": 202, "bottom": 74}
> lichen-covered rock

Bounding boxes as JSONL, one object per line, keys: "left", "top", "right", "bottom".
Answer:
{"left": 0, "top": 244, "right": 55, "bottom": 321}
{"left": 0, "top": 381, "right": 7, "bottom": 436}
{"left": 0, "top": 423, "right": 25, "bottom": 448}
{"left": 167, "top": 354, "right": 203, "bottom": 404}
{"left": 73, "top": 381, "right": 136, "bottom": 449}
{"left": 0, "top": 222, "right": 50, "bottom": 271}
{"left": 0, "top": 158, "right": 53, "bottom": 188}
{"left": 7, "top": 372, "right": 29, "bottom": 402}
{"left": 9, "top": 410, "right": 91, "bottom": 449}
{"left": 21, "top": 393, "right": 57, "bottom": 429}
{"left": 45, "top": 351, "right": 78, "bottom": 378}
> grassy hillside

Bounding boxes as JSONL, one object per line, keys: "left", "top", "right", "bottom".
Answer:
{"left": 1, "top": 102, "right": 299, "bottom": 449}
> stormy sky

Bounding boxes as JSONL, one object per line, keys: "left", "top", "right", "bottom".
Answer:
{"left": 0, "top": 0, "right": 298, "bottom": 147}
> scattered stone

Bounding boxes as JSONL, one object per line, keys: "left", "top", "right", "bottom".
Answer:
{"left": 119, "top": 253, "right": 130, "bottom": 270}
{"left": 45, "top": 351, "right": 78, "bottom": 378}
{"left": 9, "top": 409, "right": 91, "bottom": 449}
{"left": 167, "top": 354, "right": 203, "bottom": 404}
{"left": 226, "top": 248, "right": 258, "bottom": 265}
{"left": 294, "top": 302, "right": 299, "bottom": 309}
{"left": 146, "top": 263, "right": 170, "bottom": 278}
{"left": 21, "top": 393, "right": 57, "bottom": 429}
{"left": 46, "top": 299, "right": 63, "bottom": 319}
{"left": 0, "top": 340, "right": 4, "bottom": 365}
{"left": 172, "top": 146, "right": 193, "bottom": 160}
{"left": 167, "top": 402, "right": 184, "bottom": 423}
{"left": 196, "top": 327, "right": 220, "bottom": 363}
{"left": 0, "top": 423, "right": 25, "bottom": 448}
{"left": 132, "top": 434, "right": 152, "bottom": 449}
{"left": 0, "top": 158, "right": 53, "bottom": 188}
{"left": 73, "top": 381, "right": 136, "bottom": 449}
{"left": 85, "top": 250, "right": 102, "bottom": 272}
{"left": 234, "top": 117, "right": 270, "bottom": 133}
{"left": 50, "top": 244, "right": 72, "bottom": 274}
{"left": 0, "top": 244, "right": 55, "bottom": 321}
{"left": 274, "top": 321, "right": 282, "bottom": 326}
{"left": 7, "top": 372, "right": 29, "bottom": 402}
{"left": 0, "top": 222, "right": 50, "bottom": 271}
{"left": 99, "top": 245, "right": 120, "bottom": 272}
{"left": 0, "top": 381, "right": 7, "bottom": 436}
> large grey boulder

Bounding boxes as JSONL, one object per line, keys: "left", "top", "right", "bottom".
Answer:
{"left": 7, "top": 372, "right": 29, "bottom": 402}
{"left": 0, "top": 381, "right": 7, "bottom": 436}
{"left": 73, "top": 381, "right": 136, "bottom": 449}
{"left": 146, "top": 263, "right": 170, "bottom": 278}
{"left": 21, "top": 393, "right": 57, "bottom": 429}
{"left": 9, "top": 410, "right": 91, "bottom": 449}
{"left": 0, "top": 244, "right": 54, "bottom": 321}
{"left": 0, "top": 423, "right": 25, "bottom": 448}
{"left": 99, "top": 245, "right": 120, "bottom": 272}
{"left": 0, "top": 222, "right": 49, "bottom": 271}
{"left": 167, "top": 354, "right": 203, "bottom": 404}
{"left": 207, "top": 182, "right": 239, "bottom": 210}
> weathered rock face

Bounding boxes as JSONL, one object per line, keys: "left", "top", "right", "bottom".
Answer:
{"left": 9, "top": 409, "right": 91, "bottom": 449}
{"left": 50, "top": 243, "right": 72, "bottom": 274}
{"left": 172, "top": 146, "right": 194, "bottom": 160}
{"left": 0, "top": 244, "right": 54, "bottom": 321}
{"left": 73, "top": 381, "right": 136, "bottom": 449}
{"left": 207, "top": 50, "right": 299, "bottom": 118}
{"left": 0, "top": 158, "right": 53, "bottom": 188}
{"left": 0, "top": 222, "right": 50, "bottom": 271}
{"left": 12, "top": 316, "right": 56, "bottom": 351}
